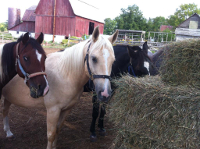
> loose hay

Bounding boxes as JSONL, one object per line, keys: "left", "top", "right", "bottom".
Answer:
{"left": 109, "top": 75, "right": 200, "bottom": 149}
{"left": 159, "top": 39, "right": 200, "bottom": 87}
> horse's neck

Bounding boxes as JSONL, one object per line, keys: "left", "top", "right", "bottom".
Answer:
{"left": 46, "top": 48, "right": 89, "bottom": 90}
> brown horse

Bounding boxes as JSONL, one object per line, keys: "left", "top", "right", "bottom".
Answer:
{"left": 0, "top": 32, "right": 49, "bottom": 98}
{"left": 1, "top": 27, "right": 118, "bottom": 149}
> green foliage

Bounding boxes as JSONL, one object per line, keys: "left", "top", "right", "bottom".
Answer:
{"left": 148, "top": 16, "right": 167, "bottom": 31}
{"left": 62, "top": 39, "right": 68, "bottom": 45}
{"left": 70, "top": 36, "right": 79, "bottom": 39}
{"left": 104, "top": 18, "right": 117, "bottom": 35}
{"left": 167, "top": 3, "right": 200, "bottom": 27}
{"left": 104, "top": 3, "right": 200, "bottom": 34}
{"left": 114, "top": 5, "right": 148, "bottom": 31}
{"left": 81, "top": 34, "right": 90, "bottom": 40}
{"left": 0, "top": 22, "right": 8, "bottom": 32}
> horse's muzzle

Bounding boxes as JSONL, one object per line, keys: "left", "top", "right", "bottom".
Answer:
{"left": 97, "top": 89, "right": 111, "bottom": 103}
{"left": 30, "top": 84, "right": 49, "bottom": 98}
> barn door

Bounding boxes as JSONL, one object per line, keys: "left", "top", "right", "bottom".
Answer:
{"left": 89, "top": 22, "right": 94, "bottom": 35}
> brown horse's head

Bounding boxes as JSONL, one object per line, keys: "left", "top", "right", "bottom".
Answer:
{"left": 85, "top": 27, "right": 118, "bottom": 102}
{"left": 15, "top": 32, "right": 49, "bottom": 98}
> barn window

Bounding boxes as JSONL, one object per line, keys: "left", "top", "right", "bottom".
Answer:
{"left": 65, "top": 36, "right": 68, "bottom": 39}
{"left": 17, "top": 31, "right": 19, "bottom": 34}
{"left": 189, "top": 21, "right": 198, "bottom": 29}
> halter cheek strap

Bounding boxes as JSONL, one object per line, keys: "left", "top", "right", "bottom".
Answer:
{"left": 15, "top": 43, "right": 47, "bottom": 82}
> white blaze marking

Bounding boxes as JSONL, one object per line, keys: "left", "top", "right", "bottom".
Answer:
{"left": 103, "top": 48, "right": 110, "bottom": 75}
{"left": 102, "top": 48, "right": 110, "bottom": 90}
{"left": 36, "top": 50, "right": 42, "bottom": 62}
{"left": 144, "top": 61, "right": 150, "bottom": 76}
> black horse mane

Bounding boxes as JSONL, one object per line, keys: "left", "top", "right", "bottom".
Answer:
{"left": 1, "top": 34, "right": 45, "bottom": 80}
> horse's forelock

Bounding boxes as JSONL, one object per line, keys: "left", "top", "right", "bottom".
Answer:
{"left": 17, "top": 35, "right": 45, "bottom": 55}
{"left": 90, "top": 35, "right": 113, "bottom": 54}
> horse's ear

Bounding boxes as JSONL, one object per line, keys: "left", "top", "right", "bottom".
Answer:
{"left": 108, "top": 30, "right": 119, "bottom": 44}
{"left": 22, "top": 32, "right": 30, "bottom": 44}
{"left": 92, "top": 26, "right": 100, "bottom": 42}
{"left": 37, "top": 32, "right": 44, "bottom": 44}
{"left": 143, "top": 41, "right": 149, "bottom": 54}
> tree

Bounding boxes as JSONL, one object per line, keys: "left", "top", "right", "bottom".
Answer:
{"left": 0, "top": 22, "right": 8, "bottom": 32}
{"left": 146, "top": 16, "right": 167, "bottom": 32}
{"left": 167, "top": 3, "right": 200, "bottom": 27}
{"left": 104, "top": 18, "right": 117, "bottom": 35}
{"left": 114, "top": 5, "right": 147, "bottom": 31}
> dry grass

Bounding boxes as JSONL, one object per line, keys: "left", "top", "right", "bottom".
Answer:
{"left": 108, "top": 75, "right": 200, "bottom": 149}
{"left": 159, "top": 39, "right": 200, "bottom": 88}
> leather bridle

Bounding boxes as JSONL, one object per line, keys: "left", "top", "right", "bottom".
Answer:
{"left": 15, "top": 42, "right": 47, "bottom": 83}
{"left": 84, "top": 42, "right": 111, "bottom": 89}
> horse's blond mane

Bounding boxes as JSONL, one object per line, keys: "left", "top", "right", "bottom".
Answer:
{"left": 57, "top": 35, "right": 114, "bottom": 77}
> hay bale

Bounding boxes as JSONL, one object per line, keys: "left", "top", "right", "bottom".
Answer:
{"left": 159, "top": 39, "right": 200, "bottom": 87}
{"left": 109, "top": 75, "right": 200, "bottom": 149}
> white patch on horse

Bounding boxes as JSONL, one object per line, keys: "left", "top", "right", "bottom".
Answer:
{"left": 43, "top": 74, "right": 49, "bottom": 96}
{"left": 3, "top": 116, "right": 13, "bottom": 137}
{"left": 144, "top": 61, "right": 150, "bottom": 76}
{"left": 36, "top": 50, "right": 42, "bottom": 62}
{"left": 103, "top": 48, "right": 110, "bottom": 89}
{"left": 103, "top": 48, "right": 110, "bottom": 75}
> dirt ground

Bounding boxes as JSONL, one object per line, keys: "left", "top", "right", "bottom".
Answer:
{"left": 0, "top": 48, "right": 116, "bottom": 149}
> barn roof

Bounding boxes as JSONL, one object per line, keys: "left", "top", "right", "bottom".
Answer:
{"left": 22, "top": 6, "right": 37, "bottom": 22}
{"left": 69, "top": 0, "right": 104, "bottom": 23}
{"left": 177, "top": 13, "right": 200, "bottom": 28}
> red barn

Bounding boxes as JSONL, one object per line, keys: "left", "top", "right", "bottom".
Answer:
{"left": 8, "top": 6, "right": 36, "bottom": 37}
{"left": 8, "top": 0, "right": 105, "bottom": 42}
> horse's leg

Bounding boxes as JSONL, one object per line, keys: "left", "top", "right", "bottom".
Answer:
{"left": 46, "top": 107, "right": 61, "bottom": 149}
{"left": 52, "top": 109, "right": 71, "bottom": 148}
{"left": 98, "top": 103, "right": 106, "bottom": 136}
{"left": 2, "top": 98, "right": 14, "bottom": 138}
{"left": 97, "top": 82, "right": 115, "bottom": 137}
{"left": 90, "top": 93, "right": 99, "bottom": 142}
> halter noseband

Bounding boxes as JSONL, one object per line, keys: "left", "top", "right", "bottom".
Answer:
{"left": 84, "top": 42, "right": 111, "bottom": 89}
{"left": 15, "top": 42, "right": 47, "bottom": 82}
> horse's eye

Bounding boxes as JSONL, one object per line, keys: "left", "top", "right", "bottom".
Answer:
{"left": 92, "top": 56, "right": 97, "bottom": 63}
{"left": 23, "top": 56, "right": 28, "bottom": 61}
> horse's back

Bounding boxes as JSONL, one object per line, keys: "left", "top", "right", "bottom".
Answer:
{"left": 2, "top": 75, "right": 44, "bottom": 108}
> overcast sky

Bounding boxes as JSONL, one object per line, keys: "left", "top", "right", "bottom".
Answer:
{"left": 0, "top": 0, "right": 200, "bottom": 23}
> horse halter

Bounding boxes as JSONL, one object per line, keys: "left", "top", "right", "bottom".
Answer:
{"left": 84, "top": 42, "right": 111, "bottom": 89}
{"left": 15, "top": 42, "right": 47, "bottom": 83}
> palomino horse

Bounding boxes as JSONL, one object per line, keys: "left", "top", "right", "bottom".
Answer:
{"left": 1, "top": 26, "right": 118, "bottom": 149}
{"left": 0, "top": 32, "right": 49, "bottom": 98}
{"left": 84, "top": 42, "right": 152, "bottom": 141}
